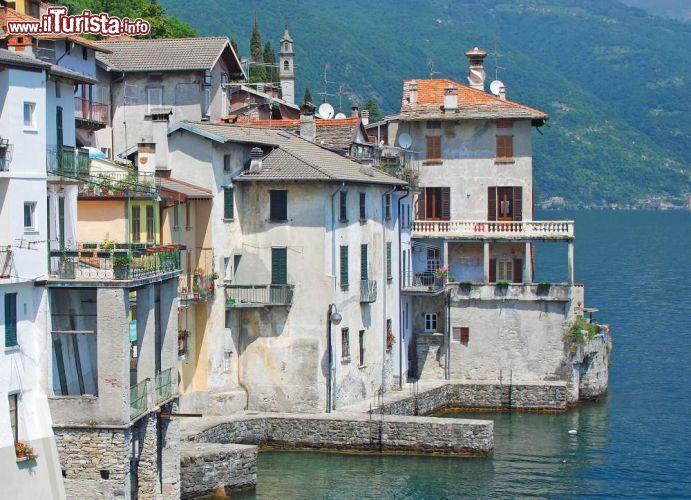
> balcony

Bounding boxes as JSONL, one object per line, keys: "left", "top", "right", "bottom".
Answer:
{"left": 179, "top": 247, "right": 216, "bottom": 305}
{"left": 130, "top": 379, "right": 148, "bottom": 420}
{"left": 402, "top": 272, "right": 445, "bottom": 293}
{"left": 449, "top": 282, "right": 576, "bottom": 302}
{"left": 78, "top": 170, "right": 160, "bottom": 198}
{"left": 75, "top": 97, "right": 109, "bottom": 130}
{"left": 411, "top": 220, "right": 574, "bottom": 240}
{"left": 0, "top": 136, "right": 11, "bottom": 172}
{"left": 48, "top": 243, "right": 182, "bottom": 282}
{"left": 155, "top": 368, "right": 174, "bottom": 404}
{"left": 371, "top": 150, "right": 420, "bottom": 187}
{"left": 225, "top": 284, "right": 294, "bottom": 308}
{"left": 360, "top": 279, "right": 378, "bottom": 303}
{"left": 46, "top": 145, "right": 89, "bottom": 178}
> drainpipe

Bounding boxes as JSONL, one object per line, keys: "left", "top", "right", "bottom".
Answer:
{"left": 328, "top": 183, "right": 344, "bottom": 411}
{"left": 396, "top": 189, "right": 410, "bottom": 389}
{"left": 381, "top": 186, "right": 396, "bottom": 399}
{"left": 330, "top": 182, "right": 346, "bottom": 282}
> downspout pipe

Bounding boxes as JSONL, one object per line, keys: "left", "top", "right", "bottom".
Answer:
{"left": 327, "top": 183, "right": 344, "bottom": 412}
{"left": 330, "top": 182, "right": 346, "bottom": 282}
{"left": 396, "top": 188, "right": 410, "bottom": 389}
{"left": 381, "top": 186, "right": 396, "bottom": 399}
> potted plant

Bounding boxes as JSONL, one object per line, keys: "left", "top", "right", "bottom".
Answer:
{"left": 113, "top": 255, "right": 130, "bottom": 279}
{"left": 537, "top": 280, "right": 552, "bottom": 295}
{"left": 459, "top": 281, "right": 473, "bottom": 293}
{"left": 58, "top": 253, "right": 76, "bottom": 279}
{"left": 193, "top": 267, "right": 204, "bottom": 277}
{"left": 211, "top": 271, "right": 220, "bottom": 280}
{"left": 15, "top": 442, "right": 38, "bottom": 462}
{"left": 178, "top": 330, "right": 190, "bottom": 359}
{"left": 435, "top": 266, "right": 448, "bottom": 281}
{"left": 386, "top": 329, "right": 396, "bottom": 350}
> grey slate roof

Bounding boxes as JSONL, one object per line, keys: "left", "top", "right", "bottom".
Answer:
{"left": 0, "top": 49, "right": 97, "bottom": 83}
{"left": 169, "top": 122, "right": 406, "bottom": 186}
{"left": 96, "top": 37, "right": 243, "bottom": 76}
{"left": 159, "top": 177, "right": 213, "bottom": 199}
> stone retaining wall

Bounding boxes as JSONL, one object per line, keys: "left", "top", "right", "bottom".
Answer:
{"left": 191, "top": 412, "right": 493, "bottom": 456}
{"left": 180, "top": 443, "right": 257, "bottom": 499}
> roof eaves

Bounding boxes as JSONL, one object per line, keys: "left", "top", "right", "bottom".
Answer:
{"left": 169, "top": 122, "right": 228, "bottom": 144}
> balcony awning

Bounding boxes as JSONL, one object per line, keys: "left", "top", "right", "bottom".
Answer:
{"left": 159, "top": 177, "right": 213, "bottom": 201}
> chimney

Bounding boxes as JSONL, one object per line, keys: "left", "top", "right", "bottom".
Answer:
{"left": 465, "top": 47, "right": 488, "bottom": 91}
{"left": 249, "top": 147, "right": 263, "bottom": 173}
{"left": 300, "top": 111, "right": 316, "bottom": 142}
{"left": 408, "top": 80, "right": 418, "bottom": 104}
{"left": 360, "top": 109, "right": 370, "bottom": 126}
{"left": 498, "top": 85, "right": 507, "bottom": 101}
{"left": 7, "top": 35, "right": 34, "bottom": 56}
{"left": 137, "top": 143, "right": 156, "bottom": 174}
{"left": 351, "top": 106, "right": 359, "bottom": 118}
{"left": 444, "top": 85, "right": 458, "bottom": 110}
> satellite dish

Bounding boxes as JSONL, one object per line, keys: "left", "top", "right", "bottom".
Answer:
{"left": 398, "top": 133, "right": 412, "bottom": 149}
{"left": 334, "top": 112, "right": 347, "bottom": 120}
{"left": 490, "top": 80, "right": 505, "bottom": 96}
{"left": 319, "top": 102, "right": 335, "bottom": 119}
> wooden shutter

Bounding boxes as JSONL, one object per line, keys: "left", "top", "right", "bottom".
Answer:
{"left": 489, "top": 258, "right": 497, "bottom": 283}
{"left": 271, "top": 248, "right": 287, "bottom": 284}
{"left": 5, "top": 293, "right": 17, "bottom": 347}
{"left": 426, "top": 136, "right": 441, "bottom": 160}
{"left": 270, "top": 190, "right": 287, "bottom": 221}
{"left": 513, "top": 187, "right": 523, "bottom": 221}
{"left": 224, "top": 187, "right": 234, "bottom": 219}
{"left": 56, "top": 106, "right": 63, "bottom": 147}
{"left": 340, "top": 245, "right": 348, "bottom": 286}
{"left": 513, "top": 258, "right": 523, "bottom": 284}
{"left": 146, "top": 205, "right": 154, "bottom": 243}
{"left": 360, "top": 244, "right": 368, "bottom": 280}
{"left": 339, "top": 191, "right": 347, "bottom": 222}
{"left": 131, "top": 206, "right": 141, "bottom": 242}
{"left": 460, "top": 327, "right": 470, "bottom": 344}
{"left": 416, "top": 189, "right": 426, "bottom": 220}
{"left": 359, "top": 192, "right": 366, "bottom": 219}
{"left": 496, "top": 135, "right": 513, "bottom": 159}
{"left": 441, "top": 187, "right": 450, "bottom": 220}
{"left": 386, "top": 242, "right": 392, "bottom": 279}
{"left": 487, "top": 187, "right": 497, "bottom": 221}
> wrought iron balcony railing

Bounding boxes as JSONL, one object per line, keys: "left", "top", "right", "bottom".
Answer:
{"left": 48, "top": 243, "right": 182, "bottom": 281}
{"left": 78, "top": 170, "right": 159, "bottom": 197}
{"left": 178, "top": 247, "right": 216, "bottom": 304}
{"left": 360, "top": 279, "right": 377, "bottom": 303}
{"left": 225, "top": 284, "right": 294, "bottom": 307}
{"left": 75, "top": 97, "right": 109, "bottom": 127}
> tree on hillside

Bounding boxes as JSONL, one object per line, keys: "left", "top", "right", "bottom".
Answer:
{"left": 363, "top": 97, "right": 382, "bottom": 122}
{"left": 304, "top": 88, "right": 313, "bottom": 105}
{"left": 263, "top": 41, "right": 279, "bottom": 83}
{"left": 249, "top": 16, "right": 266, "bottom": 83}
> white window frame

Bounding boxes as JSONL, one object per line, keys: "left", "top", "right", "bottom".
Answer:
{"left": 497, "top": 259, "right": 514, "bottom": 282}
{"left": 23, "top": 102, "right": 36, "bottom": 130}
{"left": 451, "top": 326, "right": 461, "bottom": 342}
{"left": 202, "top": 89, "right": 211, "bottom": 119}
{"left": 23, "top": 201, "right": 36, "bottom": 231}
{"left": 426, "top": 248, "right": 441, "bottom": 272}
{"left": 424, "top": 313, "right": 437, "bottom": 332}
{"left": 146, "top": 87, "right": 163, "bottom": 115}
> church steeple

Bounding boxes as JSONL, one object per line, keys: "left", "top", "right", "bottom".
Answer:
{"left": 279, "top": 26, "right": 295, "bottom": 104}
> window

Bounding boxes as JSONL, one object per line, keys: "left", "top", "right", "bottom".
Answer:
{"left": 58, "top": 197, "right": 65, "bottom": 249}
{"left": 284, "top": 42, "right": 289, "bottom": 51}
{"left": 146, "top": 88, "right": 162, "bottom": 114}
{"left": 426, "top": 136, "right": 441, "bottom": 160}
{"left": 56, "top": 106, "right": 63, "bottom": 148}
{"left": 203, "top": 69, "right": 212, "bottom": 85}
{"left": 55, "top": 81, "right": 61, "bottom": 98}
{"left": 224, "top": 187, "right": 234, "bottom": 220}
{"left": 223, "top": 154, "right": 231, "bottom": 172}
{"left": 173, "top": 202, "right": 180, "bottom": 230}
{"left": 5, "top": 293, "right": 18, "bottom": 347}
{"left": 341, "top": 328, "right": 350, "bottom": 359}
{"left": 340, "top": 245, "right": 349, "bottom": 287}
{"left": 269, "top": 190, "right": 288, "bottom": 221}
{"left": 426, "top": 120, "right": 441, "bottom": 129}
{"left": 496, "top": 135, "right": 514, "bottom": 160}
{"left": 202, "top": 89, "right": 211, "bottom": 118}
{"left": 424, "top": 313, "right": 437, "bottom": 333}
{"left": 416, "top": 187, "right": 450, "bottom": 221}
{"left": 225, "top": 310, "right": 232, "bottom": 329}
{"left": 221, "top": 72, "right": 229, "bottom": 85}
{"left": 359, "top": 192, "right": 366, "bottom": 220}
{"left": 8, "top": 394, "right": 18, "bottom": 444}
{"left": 339, "top": 191, "right": 348, "bottom": 222}
{"left": 358, "top": 330, "right": 365, "bottom": 366}
{"left": 385, "top": 194, "right": 391, "bottom": 220}
{"left": 224, "top": 257, "right": 232, "bottom": 281}
{"left": 82, "top": 46, "right": 88, "bottom": 60}
{"left": 386, "top": 242, "right": 392, "bottom": 281}
{"left": 23, "top": 202, "right": 36, "bottom": 230}
{"left": 402, "top": 249, "right": 408, "bottom": 287}
{"left": 23, "top": 102, "right": 36, "bottom": 129}
{"left": 452, "top": 326, "right": 470, "bottom": 343}
{"left": 146, "top": 205, "right": 154, "bottom": 243}
{"left": 497, "top": 260, "right": 514, "bottom": 282}
{"left": 426, "top": 248, "right": 440, "bottom": 272}
{"left": 488, "top": 187, "right": 522, "bottom": 221}
{"left": 271, "top": 248, "right": 287, "bottom": 285}
{"left": 360, "top": 244, "right": 368, "bottom": 280}
{"left": 131, "top": 206, "right": 141, "bottom": 242}
{"left": 185, "top": 201, "right": 191, "bottom": 229}
{"left": 283, "top": 60, "right": 289, "bottom": 71}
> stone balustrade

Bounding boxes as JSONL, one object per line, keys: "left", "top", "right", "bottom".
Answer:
{"left": 412, "top": 220, "right": 574, "bottom": 240}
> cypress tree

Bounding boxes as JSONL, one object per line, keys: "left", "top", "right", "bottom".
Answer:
{"left": 304, "top": 88, "right": 313, "bottom": 104}
{"left": 249, "top": 17, "right": 266, "bottom": 83}
{"left": 263, "top": 41, "right": 278, "bottom": 83}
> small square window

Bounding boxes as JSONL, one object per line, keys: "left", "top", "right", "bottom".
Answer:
{"left": 223, "top": 154, "right": 231, "bottom": 172}
{"left": 424, "top": 313, "right": 437, "bottom": 332}
{"left": 269, "top": 190, "right": 288, "bottom": 222}
{"left": 82, "top": 46, "right": 88, "bottom": 60}
{"left": 23, "top": 202, "right": 36, "bottom": 230}
{"left": 23, "top": 102, "right": 36, "bottom": 129}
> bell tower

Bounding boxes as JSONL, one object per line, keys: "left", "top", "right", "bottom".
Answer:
{"left": 279, "top": 26, "right": 295, "bottom": 104}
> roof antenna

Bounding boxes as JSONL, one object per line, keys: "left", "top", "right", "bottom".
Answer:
{"left": 318, "top": 63, "right": 336, "bottom": 104}
{"left": 427, "top": 59, "right": 441, "bottom": 78}
{"left": 490, "top": 39, "right": 504, "bottom": 81}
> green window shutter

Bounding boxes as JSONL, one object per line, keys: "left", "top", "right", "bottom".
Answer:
{"left": 5, "top": 293, "right": 18, "bottom": 347}
{"left": 386, "top": 242, "right": 392, "bottom": 279}
{"left": 340, "top": 246, "right": 348, "bottom": 286}
{"left": 271, "top": 248, "right": 287, "bottom": 285}
{"left": 360, "top": 244, "right": 368, "bottom": 280}
{"left": 224, "top": 187, "right": 234, "bottom": 219}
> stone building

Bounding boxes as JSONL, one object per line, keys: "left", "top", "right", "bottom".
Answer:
{"left": 368, "top": 49, "right": 607, "bottom": 402}
{"left": 165, "top": 122, "right": 406, "bottom": 413}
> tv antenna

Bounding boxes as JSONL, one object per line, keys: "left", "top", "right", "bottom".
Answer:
{"left": 318, "top": 63, "right": 337, "bottom": 104}
{"left": 490, "top": 40, "right": 504, "bottom": 81}
{"left": 427, "top": 59, "right": 441, "bottom": 78}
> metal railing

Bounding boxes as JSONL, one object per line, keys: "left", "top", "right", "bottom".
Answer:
{"left": 401, "top": 272, "right": 444, "bottom": 291}
{"left": 130, "top": 379, "right": 148, "bottom": 420}
{"left": 360, "top": 279, "right": 378, "bottom": 303}
{"left": 374, "top": 159, "right": 420, "bottom": 187}
{"left": 74, "top": 97, "right": 109, "bottom": 126}
{"left": 225, "top": 284, "right": 294, "bottom": 307}
{"left": 155, "top": 368, "right": 173, "bottom": 404}
{"left": 46, "top": 145, "right": 89, "bottom": 177}
{"left": 78, "top": 170, "right": 159, "bottom": 197}
{"left": 411, "top": 220, "right": 574, "bottom": 239}
{"left": 179, "top": 247, "right": 215, "bottom": 303}
{"left": 48, "top": 243, "right": 182, "bottom": 280}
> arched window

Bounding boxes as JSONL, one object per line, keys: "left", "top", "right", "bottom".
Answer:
{"left": 283, "top": 60, "right": 289, "bottom": 71}
{"left": 284, "top": 42, "right": 289, "bottom": 51}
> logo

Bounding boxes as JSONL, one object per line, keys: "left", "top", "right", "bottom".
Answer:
{"left": 7, "top": 7, "right": 151, "bottom": 37}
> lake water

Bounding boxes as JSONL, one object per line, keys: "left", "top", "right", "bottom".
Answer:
{"left": 237, "top": 210, "right": 691, "bottom": 498}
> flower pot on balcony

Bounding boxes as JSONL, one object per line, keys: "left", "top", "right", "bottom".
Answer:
{"left": 58, "top": 259, "right": 76, "bottom": 279}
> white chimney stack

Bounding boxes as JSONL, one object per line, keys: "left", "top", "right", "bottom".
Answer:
{"left": 300, "top": 112, "right": 316, "bottom": 141}
{"left": 351, "top": 105, "right": 359, "bottom": 118}
{"left": 444, "top": 85, "right": 458, "bottom": 110}
{"left": 465, "top": 47, "right": 488, "bottom": 91}
{"left": 408, "top": 80, "right": 418, "bottom": 104}
{"left": 249, "top": 147, "right": 263, "bottom": 173}
{"left": 137, "top": 143, "right": 156, "bottom": 174}
{"left": 499, "top": 85, "right": 507, "bottom": 101}
{"left": 360, "top": 109, "right": 370, "bottom": 125}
